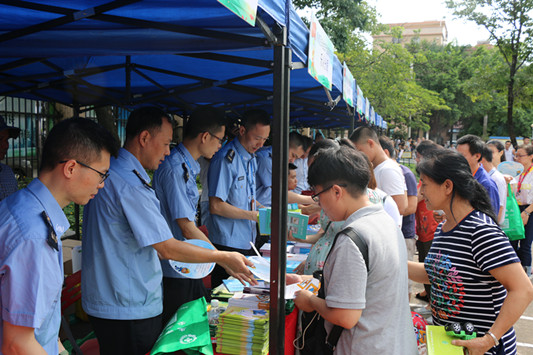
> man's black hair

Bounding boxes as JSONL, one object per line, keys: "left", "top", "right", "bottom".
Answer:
{"left": 415, "top": 140, "right": 441, "bottom": 160}
{"left": 349, "top": 125, "right": 379, "bottom": 145}
{"left": 288, "top": 162, "right": 297, "bottom": 170}
{"left": 184, "top": 106, "right": 226, "bottom": 140}
{"left": 242, "top": 109, "right": 270, "bottom": 131}
{"left": 308, "top": 145, "right": 370, "bottom": 198}
{"left": 481, "top": 144, "right": 493, "bottom": 163}
{"left": 378, "top": 136, "right": 395, "bottom": 159}
{"left": 125, "top": 106, "right": 172, "bottom": 143}
{"left": 40, "top": 118, "right": 119, "bottom": 172}
{"left": 457, "top": 134, "right": 485, "bottom": 162}
{"left": 289, "top": 131, "right": 305, "bottom": 150}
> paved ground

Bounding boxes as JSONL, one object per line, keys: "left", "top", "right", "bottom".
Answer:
{"left": 410, "top": 270, "right": 533, "bottom": 354}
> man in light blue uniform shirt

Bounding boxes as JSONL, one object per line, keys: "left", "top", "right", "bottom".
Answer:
{"left": 82, "top": 107, "right": 254, "bottom": 355}
{"left": 153, "top": 106, "right": 249, "bottom": 325}
{"left": 0, "top": 118, "right": 118, "bottom": 354}
{"left": 207, "top": 109, "right": 271, "bottom": 287}
{"left": 255, "top": 145, "right": 272, "bottom": 207}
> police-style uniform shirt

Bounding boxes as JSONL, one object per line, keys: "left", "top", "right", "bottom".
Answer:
{"left": 81, "top": 148, "right": 173, "bottom": 320}
{"left": 0, "top": 163, "right": 18, "bottom": 201}
{"left": 255, "top": 146, "right": 272, "bottom": 207}
{"left": 207, "top": 138, "right": 257, "bottom": 250}
{"left": 153, "top": 144, "right": 200, "bottom": 279}
{"left": 0, "top": 179, "right": 69, "bottom": 354}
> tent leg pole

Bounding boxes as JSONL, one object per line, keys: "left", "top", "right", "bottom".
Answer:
{"left": 270, "top": 29, "right": 290, "bottom": 355}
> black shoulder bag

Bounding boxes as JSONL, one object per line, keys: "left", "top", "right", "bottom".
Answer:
{"left": 295, "top": 227, "right": 369, "bottom": 354}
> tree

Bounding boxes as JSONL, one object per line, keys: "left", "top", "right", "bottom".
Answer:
{"left": 340, "top": 28, "right": 448, "bottom": 136}
{"left": 293, "top": 0, "right": 376, "bottom": 52}
{"left": 445, "top": 0, "right": 533, "bottom": 146}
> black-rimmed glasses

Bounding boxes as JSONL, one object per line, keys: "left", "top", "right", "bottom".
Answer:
{"left": 208, "top": 132, "right": 227, "bottom": 145}
{"left": 59, "top": 160, "right": 109, "bottom": 184}
{"left": 311, "top": 184, "right": 347, "bottom": 203}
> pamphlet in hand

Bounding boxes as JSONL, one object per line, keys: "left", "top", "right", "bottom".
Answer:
{"left": 168, "top": 239, "right": 215, "bottom": 279}
{"left": 258, "top": 207, "right": 309, "bottom": 239}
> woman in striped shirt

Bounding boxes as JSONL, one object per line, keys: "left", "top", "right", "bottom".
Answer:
{"left": 408, "top": 150, "right": 533, "bottom": 355}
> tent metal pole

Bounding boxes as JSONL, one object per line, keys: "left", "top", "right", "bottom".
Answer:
{"left": 270, "top": 26, "right": 289, "bottom": 355}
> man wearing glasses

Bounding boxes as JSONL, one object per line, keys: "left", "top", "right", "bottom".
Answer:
{"left": 207, "top": 109, "right": 271, "bottom": 287}
{"left": 0, "top": 118, "right": 119, "bottom": 355}
{"left": 152, "top": 106, "right": 244, "bottom": 325}
{"left": 82, "top": 107, "right": 255, "bottom": 355}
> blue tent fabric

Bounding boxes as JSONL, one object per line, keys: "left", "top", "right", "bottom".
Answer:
{"left": 0, "top": 0, "right": 379, "bottom": 128}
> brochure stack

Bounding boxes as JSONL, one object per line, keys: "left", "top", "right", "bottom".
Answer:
{"left": 215, "top": 306, "right": 269, "bottom": 355}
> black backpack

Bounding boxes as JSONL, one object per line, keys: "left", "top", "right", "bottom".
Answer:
{"left": 295, "top": 227, "right": 369, "bottom": 354}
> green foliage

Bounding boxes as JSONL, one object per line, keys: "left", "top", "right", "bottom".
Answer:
{"left": 293, "top": 0, "right": 377, "bottom": 52}
{"left": 340, "top": 29, "right": 448, "bottom": 133}
{"left": 445, "top": 0, "right": 533, "bottom": 144}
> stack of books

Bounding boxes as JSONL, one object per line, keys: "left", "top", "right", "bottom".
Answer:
{"left": 215, "top": 306, "right": 269, "bottom": 355}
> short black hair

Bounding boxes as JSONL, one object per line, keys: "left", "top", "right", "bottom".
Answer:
{"left": 125, "top": 106, "right": 172, "bottom": 143}
{"left": 40, "top": 118, "right": 119, "bottom": 172}
{"left": 349, "top": 125, "right": 379, "bottom": 145}
{"left": 482, "top": 144, "right": 493, "bottom": 163}
{"left": 302, "top": 135, "right": 314, "bottom": 151}
{"left": 415, "top": 140, "right": 441, "bottom": 160}
{"left": 308, "top": 145, "right": 370, "bottom": 198}
{"left": 184, "top": 106, "right": 226, "bottom": 140}
{"left": 378, "top": 136, "right": 395, "bottom": 159}
{"left": 308, "top": 139, "right": 338, "bottom": 158}
{"left": 288, "top": 162, "right": 297, "bottom": 170}
{"left": 457, "top": 134, "right": 484, "bottom": 162}
{"left": 487, "top": 139, "right": 505, "bottom": 162}
{"left": 242, "top": 109, "right": 270, "bottom": 131}
{"left": 289, "top": 132, "right": 305, "bottom": 150}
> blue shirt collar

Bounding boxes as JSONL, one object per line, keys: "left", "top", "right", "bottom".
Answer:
{"left": 177, "top": 143, "right": 200, "bottom": 177}
{"left": 115, "top": 148, "right": 151, "bottom": 183}
{"left": 27, "top": 178, "right": 70, "bottom": 237}
{"left": 234, "top": 138, "right": 254, "bottom": 163}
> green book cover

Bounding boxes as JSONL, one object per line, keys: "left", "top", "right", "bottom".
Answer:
{"left": 426, "top": 325, "right": 464, "bottom": 355}
{"left": 219, "top": 306, "right": 269, "bottom": 326}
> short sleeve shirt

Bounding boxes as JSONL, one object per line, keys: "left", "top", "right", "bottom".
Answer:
{"left": 0, "top": 179, "right": 69, "bottom": 354}
{"left": 206, "top": 139, "right": 257, "bottom": 249}
{"left": 323, "top": 205, "right": 418, "bottom": 354}
{"left": 400, "top": 165, "right": 417, "bottom": 238}
{"left": 255, "top": 146, "right": 272, "bottom": 208}
{"left": 474, "top": 166, "right": 500, "bottom": 216}
{"left": 81, "top": 148, "right": 173, "bottom": 320}
{"left": 153, "top": 144, "right": 201, "bottom": 278}
{"left": 293, "top": 157, "right": 310, "bottom": 194}
{"left": 373, "top": 158, "right": 406, "bottom": 197}
{"left": 488, "top": 167, "right": 507, "bottom": 224}
{"left": 425, "top": 210, "right": 520, "bottom": 354}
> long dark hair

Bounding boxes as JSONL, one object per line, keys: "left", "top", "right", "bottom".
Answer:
{"left": 417, "top": 150, "right": 497, "bottom": 222}
{"left": 487, "top": 139, "right": 506, "bottom": 162}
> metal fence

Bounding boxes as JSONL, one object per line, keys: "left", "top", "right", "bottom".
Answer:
{"left": 0, "top": 97, "right": 130, "bottom": 181}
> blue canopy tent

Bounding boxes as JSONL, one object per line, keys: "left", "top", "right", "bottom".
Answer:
{"left": 0, "top": 1, "right": 360, "bottom": 352}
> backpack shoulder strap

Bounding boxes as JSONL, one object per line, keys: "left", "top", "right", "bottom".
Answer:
{"left": 325, "top": 226, "right": 369, "bottom": 272}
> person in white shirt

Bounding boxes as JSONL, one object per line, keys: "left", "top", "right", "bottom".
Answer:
{"left": 349, "top": 126, "right": 407, "bottom": 216}
{"left": 504, "top": 140, "right": 515, "bottom": 162}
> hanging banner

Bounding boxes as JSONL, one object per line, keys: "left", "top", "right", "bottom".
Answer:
{"left": 342, "top": 62, "right": 355, "bottom": 108}
{"left": 370, "top": 106, "right": 375, "bottom": 125}
{"left": 218, "top": 0, "right": 258, "bottom": 26}
{"left": 365, "top": 97, "right": 370, "bottom": 121}
{"left": 308, "top": 15, "right": 333, "bottom": 90}
{"left": 356, "top": 86, "right": 364, "bottom": 115}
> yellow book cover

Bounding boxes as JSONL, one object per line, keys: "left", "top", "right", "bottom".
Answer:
{"left": 426, "top": 325, "right": 464, "bottom": 355}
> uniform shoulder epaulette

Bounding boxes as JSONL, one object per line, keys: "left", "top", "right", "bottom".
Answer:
{"left": 225, "top": 149, "right": 235, "bottom": 163}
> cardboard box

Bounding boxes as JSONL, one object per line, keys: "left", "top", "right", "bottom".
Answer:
{"left": 62, "top": 239, "right": 82, "bottom": 275}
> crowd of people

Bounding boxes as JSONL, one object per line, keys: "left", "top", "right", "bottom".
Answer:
{"left": 0, "top": 108, "right": 533, "bottom": 355}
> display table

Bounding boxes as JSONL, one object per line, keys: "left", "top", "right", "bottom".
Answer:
{"left": 212, "top": 306, "right": 298, "bottom": 355}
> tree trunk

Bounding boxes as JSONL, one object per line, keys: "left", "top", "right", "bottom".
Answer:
{"left": 95, "top": 106, "right": 120, "bottom": 144}
{"left": 507, "top": 54, "right": 517, "bottom": 147}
